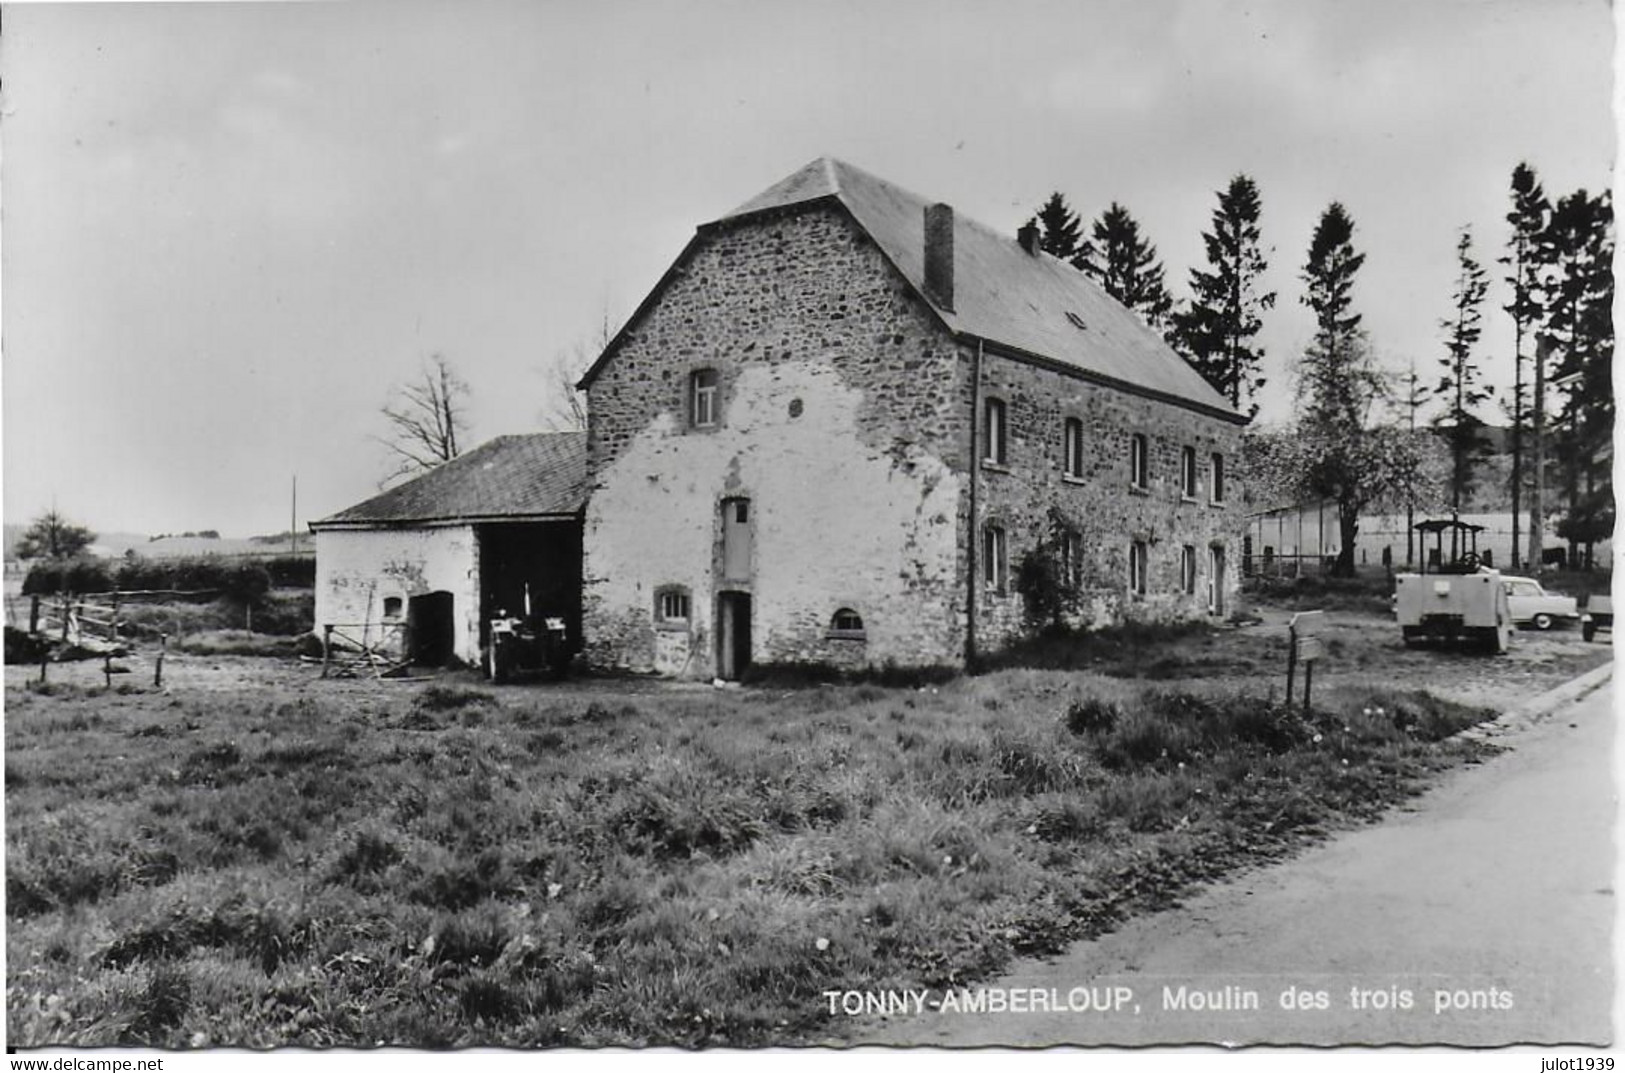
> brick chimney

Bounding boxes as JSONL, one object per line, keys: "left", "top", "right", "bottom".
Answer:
{"left": 1017, "top": 221, "right": 1041, "bottom": 255}
{"left": 923, "top": 202, "right": 955, "bottom": 311}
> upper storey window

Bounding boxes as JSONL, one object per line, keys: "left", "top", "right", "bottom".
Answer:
{"left": 1064, "top": 418, "right": 1084, "bottom": 479}
{"left": 690, "top": 369, "right": 719, "bottom": 428}
{"left": 1130, "top": 433, "right": 1149, "bottom": 490}
{"left": 983, "top": 397, "right": 1007, "bottom": 465}
{"left": 1181, "top": 445, "right": 1198, "bottom": 499}
{"left": 1210, "top": 453, "right": 1226, "bottom": 504}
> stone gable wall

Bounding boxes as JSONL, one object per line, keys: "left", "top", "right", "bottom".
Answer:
{"left": 583, "top": 205, "right": 970, "bottom": 676}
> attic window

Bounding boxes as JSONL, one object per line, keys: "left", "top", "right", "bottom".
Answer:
{"left": 1065, "top": 311, "right": 1088, "bottom": 331}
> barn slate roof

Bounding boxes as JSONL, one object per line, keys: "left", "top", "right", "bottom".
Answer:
{"left": 311, "top": 433, "right": 587, "bottom": 529}
{"left": 581, "top": 157, "right": 1245, "bottom": 423}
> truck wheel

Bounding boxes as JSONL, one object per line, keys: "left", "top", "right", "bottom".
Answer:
{"left": 1531, "top": 613, "right": 1554, "bottom": 631}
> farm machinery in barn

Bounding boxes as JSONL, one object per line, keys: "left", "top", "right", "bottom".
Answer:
{"left": 485, "top": 582, "right": 572, "bottom": 682}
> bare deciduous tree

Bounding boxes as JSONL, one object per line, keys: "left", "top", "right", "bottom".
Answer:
{"left": 540, "top": 310, "right": 616, "bottom": 432}
{"left": 377, "top": 354, "right": 470, "bottom": 485}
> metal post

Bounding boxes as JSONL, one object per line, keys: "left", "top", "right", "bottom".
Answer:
{"left": 1285, "top": 630, "right": 1297, "bottom": 706}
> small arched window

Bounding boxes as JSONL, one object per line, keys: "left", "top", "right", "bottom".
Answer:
{"left": 829, "top": 608, "right": 866, "bottom": 638}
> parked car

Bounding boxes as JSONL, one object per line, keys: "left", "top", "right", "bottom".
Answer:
{"left": 1582, "top": 595, "right": 1612, "bottom": 642}
{"left": 1500, "top": 576, "right": 1580, "bottom": 630}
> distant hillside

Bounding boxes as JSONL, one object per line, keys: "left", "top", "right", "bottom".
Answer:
{"left": 4, "top": 524, "right": 150, "bottom": 560}
{"left": 4, "top": 525, "right": 310, "bottom": 561}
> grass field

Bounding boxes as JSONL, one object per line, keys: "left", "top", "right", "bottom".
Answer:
{"left": 5, "top": 609, "right": 1609, "bottom": 1047}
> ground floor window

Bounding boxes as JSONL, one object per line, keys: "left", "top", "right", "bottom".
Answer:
{"left": 983, "top": 525, "right": 1007, "bottom": 593}
{"left": 655, "top": 586, "right": 691, "bottom": 626}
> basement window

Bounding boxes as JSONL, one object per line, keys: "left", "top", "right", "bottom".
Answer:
{"left": 828, "top": 608, "right": 867, "bottom": 640}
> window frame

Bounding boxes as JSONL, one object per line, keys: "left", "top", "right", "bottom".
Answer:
{"left": 1209, "top": 452, "right": 1226, "bottom": 504}
{"left": 1129, "top": 540, "right": 1148, "bottom": 597}
{"left": 827, "top": 607, "right": 867, "bottom": 639}
{"left": 1063, "top": 417, "right": 1085, "bottom": 480}
{"left": 689, "top": 368, "right": 719, "bottom": 429}
{"left": 1181, "top": 544, "right": 1198, "bottom": 595}
{"left": 982, "top": 397, "right": 1008, "bottom": 466}
{"left": 1130, "top": 433, "right": 1149, "bottom": 490}
{"left": 1180, "top": 445, "right": 1198, "bottom": 500}
{"left": 1062, "top": 529, "right": 1083, "bottom": 589}
{"left": 982, "top": 524, "right": 1008, "bottom": 593}
{"left": 654, "top": 586, "right": 692, "bottom": 628}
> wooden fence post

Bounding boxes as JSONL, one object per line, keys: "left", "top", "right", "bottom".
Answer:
{"left": 29, "top": 594, "right": 39, "bottom": 634}
{"left": 104, "top": 653, "right": 113, "bottom": 690}
{"left": 322, "top": 625, "right": 333, "bottom": 678}
{"left": 154, "top": 633, "right": 167, "bottom": 688}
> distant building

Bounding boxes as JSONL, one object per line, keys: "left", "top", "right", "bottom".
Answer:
{"left": 1246, "top": 502, "right": 1609, "bottom": 573}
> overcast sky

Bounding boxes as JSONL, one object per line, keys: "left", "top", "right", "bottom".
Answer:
{"left": 2, "top": 0, "right": 1614, "bottom": 538}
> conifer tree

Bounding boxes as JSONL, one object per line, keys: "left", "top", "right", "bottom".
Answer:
{"left": 1433, "top": 228, "right": 1493, "bottom": 559}
{"left": 1022, "top": 192, "right": 1084, "bottom": 264}
{"left": 1170, "top": 174, "right": 1276, "bottom": 413}
{"left": 1078, "top": 202, "right": 1174, "bottom": 330}
{"left": 1499, "top": 162, "right": 1550, "bottom": 567}
{"left": 1544, "top": 188, "right": 1614, "bottom": 567}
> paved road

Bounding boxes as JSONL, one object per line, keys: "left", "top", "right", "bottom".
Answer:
{"left": 856, "top": 679, "right": 1615, "bottom": 1047}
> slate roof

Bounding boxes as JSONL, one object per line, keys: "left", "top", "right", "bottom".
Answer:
{"left": 311, "top": 433, "right": 587, "bottom": 529}
{"left": 582, "top": 157, "right": 1244, "bottom": 422}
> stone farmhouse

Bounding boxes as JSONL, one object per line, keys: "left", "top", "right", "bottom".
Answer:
{"left": 575, "top": 157, "right": 1248, "bottom": 679}
{"left": 311, "top": 433, "right": 585, "bottom": 666}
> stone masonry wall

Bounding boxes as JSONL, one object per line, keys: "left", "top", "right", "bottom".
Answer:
{"left": 966, "top": 348, "right": 1246, "bottom": 652}
{"left": 583, "top": 205, "right": 969, "bottom": 677}
{"left": 313, "top": 526, "right": 481, "bottom": 664}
